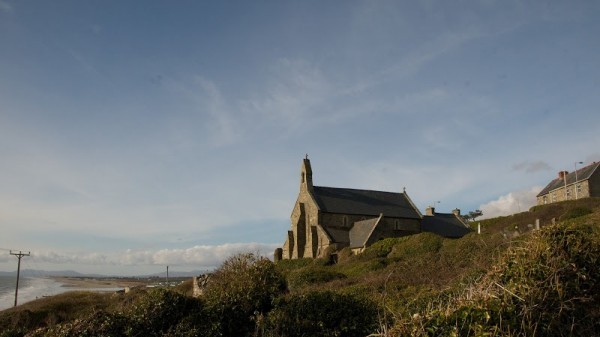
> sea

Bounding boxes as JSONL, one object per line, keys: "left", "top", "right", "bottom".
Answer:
{"left": 0, "top": 276, "right": 78, "bottom": 311}
{"left": 0, "top": 275, "right": 134, "bottom": 311}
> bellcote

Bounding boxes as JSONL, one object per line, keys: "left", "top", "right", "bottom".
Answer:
{"left": 301, "top": 156, "right": 313, "bottom": 192}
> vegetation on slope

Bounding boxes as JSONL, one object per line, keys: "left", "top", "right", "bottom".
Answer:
{"left": 1, "top": 198, "right": 599, "bottom": 336}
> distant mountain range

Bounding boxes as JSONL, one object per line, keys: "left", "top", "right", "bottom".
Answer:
{"left": 0, "top": 269, "right": 204, "bottom": 278}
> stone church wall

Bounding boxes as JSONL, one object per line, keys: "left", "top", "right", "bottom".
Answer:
{"left": 589, "top": 172, "right": 600, "bottom": 197}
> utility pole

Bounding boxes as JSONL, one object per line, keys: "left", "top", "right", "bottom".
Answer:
{"left": 166, "top": 265, "right": 169, "bottom": 287}
{"left": 10, "top": 251, "right": 30, "bottom": 307}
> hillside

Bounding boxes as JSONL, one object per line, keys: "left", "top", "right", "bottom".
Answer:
{"left": 1, "top": 198, "right": 599, "bottom": 336}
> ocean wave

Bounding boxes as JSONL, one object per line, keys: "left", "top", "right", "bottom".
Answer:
{"left": 0, "top": 277, "right": 66, "bottom": 310}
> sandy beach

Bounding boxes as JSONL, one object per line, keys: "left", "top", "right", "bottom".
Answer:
{"left": 51, "top": 276, "right": 147, "bottom": 289}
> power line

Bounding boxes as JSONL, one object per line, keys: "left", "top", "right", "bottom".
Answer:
{"left": 10, "top": 251, "right": 30, "bottom": 307}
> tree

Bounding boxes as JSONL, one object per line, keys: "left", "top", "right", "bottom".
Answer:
{"left": 463, "top": 209, "right": 483, "bottom": 222}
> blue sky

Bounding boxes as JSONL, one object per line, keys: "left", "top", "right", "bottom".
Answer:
{"left": 1, "top": 1, "right": 599, "bottom": 275}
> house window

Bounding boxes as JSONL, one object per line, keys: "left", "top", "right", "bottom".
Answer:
{"left": 395, "top": 219, "right": 400, "bottom": 230}
{"left": 552, "top": 193, "right": 556, "bottom": 202}
{"left": 566, "top": 189, "right": 571, "bottom": 199}
{"left": 577, "top": 184, "right": 582, "bottom": 193}
{"left": 543, "top": 196, "right": 547, "bottom": 204}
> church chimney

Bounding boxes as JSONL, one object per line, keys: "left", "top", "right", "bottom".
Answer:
{"left": 425, "top": 206, "right": 435, "bottom": 216}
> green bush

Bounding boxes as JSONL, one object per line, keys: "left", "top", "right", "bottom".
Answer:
{"left": 26, "top": 311, "right": 130, "bottom": 337}
{"left": 388, "top": 233, "right": 443, "bottom": 260}
{"left": 287, "top": 267, "right": 346, "bottom": 289}
{"left": 275, "top": 258, "right": 314, "bottom": 275}
{"left": 267, "top": 291, "right": 378, "bottom": 337}
{"left": 560, "top": 206, "right": 593, "bottom": 221}
{"left": 202, "top": 253, "right": 286, "bottom": 337}
{"left": 395, "top": 221, "right": 600, "bottom": 336}
{"left": 25, "top": 289, "right": 218, "bottom": 337}
{"left": 493, "top": 222, "right": 600, "bottom": 335}
{"left": 126, "top": 288, "right": 216, "bottom": 336}
{"left": 360, "top": 238, "right": 401, "bottom": 259}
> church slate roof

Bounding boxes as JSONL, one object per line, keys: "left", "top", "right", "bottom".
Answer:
{"left": 421, "top": 213, "right": 471, "bottom": 238}
{"left": 536, "top": 162, "right": 600, "bottom": 197}
{"left": 324, "top": 227, "right": 350, "bottom": 244}
{"left": 312, "top": 186, "right": 421, "bottom": 219}
{"left": 349, "top": 216, "right": 381, "bottom": 248}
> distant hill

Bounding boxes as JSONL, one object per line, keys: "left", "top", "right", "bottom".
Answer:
{"left": 0, "top": 269, "right": 92, "bottom": 278}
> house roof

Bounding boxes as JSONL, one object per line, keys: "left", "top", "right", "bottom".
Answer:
{"left": 421, "top": 213, "right": 471, "bottom": 238}
{"left": 536, "top": 162, "right": 600, "bottom": 197}
{"left": 349, "top": 216, "right": 382, "bottom": 248}
{"left": 312, "top": 186, "right": 421, "bottom": 219}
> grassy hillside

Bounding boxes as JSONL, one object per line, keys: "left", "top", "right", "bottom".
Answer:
{"left": 2, "top": 198, "right": 600, "bottom": 336}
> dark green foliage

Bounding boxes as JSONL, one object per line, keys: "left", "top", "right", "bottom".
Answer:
{"left": 275, "top": 258, "right": 314, "bottom": 275}
{"left": 27, "top": 311, "right": 130, "bottom": 337}
{"left": 16, "top": 289, "right": 218, "bottom": 337}
{"left": 202, "top": 253, "right": 286, "bottom": 337}
{"left": 388, "top": 232, "right": 443, "bottom": 260}
{"left": 397, "top": 220, "right": 600, "bottom": 336}
{"left": 268, "top": 291, "right": 378, "bottom": 337}
{"left": 125, "top": 288, "right": 217, "bottom": 337}
{"left": 493, "top": 222, "right": 600, "bottom": 335}
{"left": 287, "top": 267, "right": 347, "bottom": 289}
{"left": 559, "top": 206, "right": 593, "bottom": 221}
{"left": 360, "top": 237, "right": 401, "bottom": 259}
{"left": 0, "top": 291, "right": 116, "bottom": 333}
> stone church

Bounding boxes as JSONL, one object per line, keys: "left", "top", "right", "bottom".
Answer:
{"left": 279, "top": 157, "right": 424, "bottom": 259}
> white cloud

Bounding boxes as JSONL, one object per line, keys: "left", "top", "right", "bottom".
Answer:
{"left": 479, "top": 186, "right": 542, "bottom": 219}
{"left": 22, "top": 243, "right": 279, "bottom": 272}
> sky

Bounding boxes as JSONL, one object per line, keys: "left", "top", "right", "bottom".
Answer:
{"left": 1, "top": 1, "right": 599, "bottom": 275}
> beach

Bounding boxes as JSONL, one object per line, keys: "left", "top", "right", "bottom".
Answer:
{"left": 0, "top": 276, "right": 147, "bottom": 311}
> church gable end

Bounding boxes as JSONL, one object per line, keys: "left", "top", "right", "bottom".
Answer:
{"left": 279, "top": 157, "right": 424, "bottom": 260}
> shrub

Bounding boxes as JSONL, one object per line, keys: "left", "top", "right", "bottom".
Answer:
{"left": 287, "top": 267, "right": 347, "bottom": 289}
{"left": 393, "top": 221, "right": 600, "bottom": 336}
{"left": 202, "top": 253, "right": 286, "bottom": 337}
{"left": 126, "top": 288, "right": 216, "bottom": 336}
{"left": 492, "top": 222, "right": 600, "bottom": 335}
{"left": 388, "top": 233, "right": 443, "bottom": 260}
{"left": 267, "top": 291, "right": 378, "bottom": 337}
{"left": 361, "top": 238, "right": 401, "bottom": 259}
{"left": 560, "top": 206, "right": 593, "bottom": 221}
{"left": 26, "top": 311, "right": 130, "bottom": 337}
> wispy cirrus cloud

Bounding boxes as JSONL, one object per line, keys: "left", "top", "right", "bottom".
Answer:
{"left": 242, "top": 58, "right": 338, "bottom": 132}
{"left": 512, "top": 161, "right": 552, "bottom": 173}
{"left": 0, "top": 0, "right": 13, "bottom": 14}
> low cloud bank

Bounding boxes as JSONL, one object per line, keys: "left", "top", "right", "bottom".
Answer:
{"left": 479, "top": 186, "right": 542, "bottom": 219}
{"left": 28, "top": 242, "right": 280, "bottom": 270}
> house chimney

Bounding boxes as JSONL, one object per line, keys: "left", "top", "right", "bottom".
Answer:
{"left": 558, "top": 171, "right": 569, "bottom": 179}
{"left": 425, "top": 206, "right": 435, "bottom": 216}
{"left": 452, "top": 208, "right": 461, "bottom": 216}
